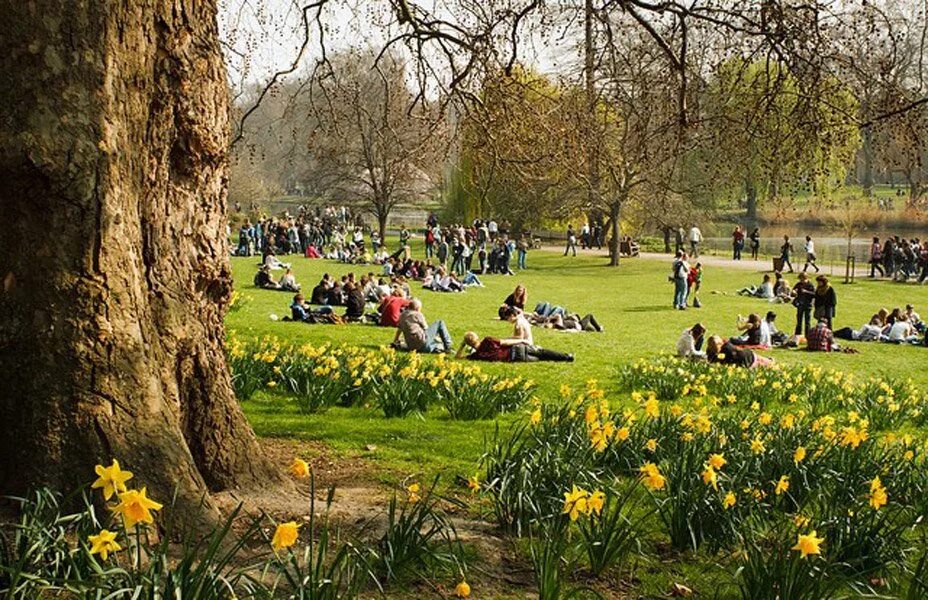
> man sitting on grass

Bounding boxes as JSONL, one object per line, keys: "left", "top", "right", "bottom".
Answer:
{"left": 806, "top": 318, "right": 837, "bottom": 352}
{"left": 391, "top": 298, "right": 453, "bottom": 353}
{"left": 455, "top": 331, "right": 574, "bottom": 362}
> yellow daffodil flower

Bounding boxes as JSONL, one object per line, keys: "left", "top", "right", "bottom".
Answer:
{"left": 91, "top": 460, "right": 134, "bottom": 501}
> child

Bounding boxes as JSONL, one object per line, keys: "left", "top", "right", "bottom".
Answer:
{"left": 688, "top": 262, "right": 703, "bottom": 308}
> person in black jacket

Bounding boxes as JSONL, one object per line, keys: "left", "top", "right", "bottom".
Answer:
{"left": 792, "top": 272, "right": 815, "bottom": 336}
{"left": 706, "top": 335, "right": 773, "bottom": 369}
{"left": 812, "top": 275, "right": 837, "bottom": 330}
{"left": 343, "top": 282, "right": 365, "bottom": 320}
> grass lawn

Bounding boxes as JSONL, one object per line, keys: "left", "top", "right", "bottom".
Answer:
{"left": 228, "top": 244, "right": 928, "bottom": 480}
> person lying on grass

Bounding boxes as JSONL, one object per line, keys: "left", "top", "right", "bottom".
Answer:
{"left": 455, "top": 331, "right": 574, "bottom": 362}
{"left": 706, "top": 335, "right": 774, "bottom": 368}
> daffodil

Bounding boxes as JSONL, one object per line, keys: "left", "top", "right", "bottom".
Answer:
{"left": 455, "top": 580, "right": 471, "bottom": 597}
{"left": 289, "top": 458, "right": 310, "bottom": 479}
{"left": 792, "top": 530, "right": 824, "bottom": 558}
{"left": 467, "top": 475, "right": 480, "bottom": 493}
{"left": 869, "top": 476, "right": 888, "bottom": 510}
{"left": 708, "top": 453, "right": 726, "bottom": 470}
{"left": 407, "top": 483, "right": 421, "bottom": 503}
{"left": 793, "top": 446, "right": 807, "bottom": 464}
{"left": 722, "top": 491, "right": 736, "bottom": 510}
{"left": 112, "top": 487, "right": 162, "bottom": 529}
{"left": 587, "top": 490, "right": 605, "bottom": 516}
{"left": 702, "top": 464, "right": 718, "bottom": 490}
{"left": 645, "top": 438, "right": 658, "bottom": 453}
{"left": 272, "top": 521, "right": 300, "bottom": 551}
{"left": 639, "top": 462, "right": 666, "bottom": 491}
{"left": 530, "top": 408, "right": 542, "bottom": 426}
{"left": 91, "top": 460, "right": 134, "bottom": 501}
{"left": 562, "top": 485, "right": 589, "bottom": 521}
{"left": 88, "top": 529, "right": 121, "bottom": 561}
{"left": 775, "top": 476, "right": 790, "bottom": 496}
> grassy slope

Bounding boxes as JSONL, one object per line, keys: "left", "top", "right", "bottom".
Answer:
{"left": 228, "top": 244, "right": 928, "bottom": 480}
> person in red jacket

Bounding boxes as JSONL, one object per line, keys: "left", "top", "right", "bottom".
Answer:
{"left": 455, "top": 331, "right": 573, "bottom": 362}
{"left": 378, "top": 287, "right": 410, "bottom": 327}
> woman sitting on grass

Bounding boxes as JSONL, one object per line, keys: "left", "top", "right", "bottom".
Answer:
{"left": 455, "top": 331, "right": 574, "bottom": 362}
{"left": 737, "top": 274, "right": 774, "bottom": 299}
{"left": 499, "top": 285, "right": 527, "bottom": 319}
{"left": 278, "top": 268, "right": 301, "bottom": 293}
{"left": 706, "top": 335, "right": 773, "bottom": 368}
{"left": 676, "top": 323, "right": 706, "bottom": 358}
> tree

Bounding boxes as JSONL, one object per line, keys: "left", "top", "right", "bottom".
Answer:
{"left": 0, "top": 1, "right": 281, "bottom": 519}
{"left": 703, "top": 60, "right": 860, "bottom": 223}
{"left": 307, "top": 51, "right": 446, "bottom": 240}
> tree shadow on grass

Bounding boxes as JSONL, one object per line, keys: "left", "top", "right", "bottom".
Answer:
{"left": 623, "top": 305, "right": 677, "bottom": 312}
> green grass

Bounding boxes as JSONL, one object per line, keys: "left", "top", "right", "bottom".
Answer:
{"left": 228, "top": 243, "right": 928, "bottom": 480}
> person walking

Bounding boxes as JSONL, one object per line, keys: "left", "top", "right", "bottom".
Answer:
{"left": 689, "top": 224, "right": 703, "bottom": 258}
{"left": 869, "top": 236, "right": 884, "bottom": 278}
{"left": 780, "top": 235, "right": 795, "bottom": 273}
{"left": 732, "top": 226, "right": 745, "bottom": 260}
{"left": 671, "top": 251, "right": 690, "bottom": 310}
{"left": 564, "top": 225, "right": 578, "bottom": 257}
{"left": 749, "top": 227, "right": 760, "bottom": 260}
{"left": 802, "top": 235, "right": 820, "bottom": 273}
{"left": 792, "top": 272, "right": 815, "bottom": 336}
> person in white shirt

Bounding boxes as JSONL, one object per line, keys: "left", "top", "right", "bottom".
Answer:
{"left": 507, "top": 308, "right": 534, "bottom": 346}
{"left": 802, "top": 235, "right": 820, "bottom": 273}
{"left": 885, "top": 319, "right": 915, "bottom": 343}
{"left": 488, "top": 220, "right": 498, "bottom": 240}
{"left": 689, "top": 225, "right": 703, "bottom": 257}
{"left": 676, "top": 323, "right": 707, "bottom": 358}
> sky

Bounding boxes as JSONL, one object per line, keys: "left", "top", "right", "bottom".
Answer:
{"left": 219, "top": 0, "right": 582, "bottom": 95}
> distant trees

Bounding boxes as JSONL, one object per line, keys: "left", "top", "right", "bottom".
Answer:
{"left": 703, "top": 60, "right": 860, "bottom": 224}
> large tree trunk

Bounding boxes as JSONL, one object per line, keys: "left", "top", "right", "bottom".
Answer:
{"left": 0, "top": 0, "right": 282, "bottom": 519}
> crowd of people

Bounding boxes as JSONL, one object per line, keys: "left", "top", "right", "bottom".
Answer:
{"left": 867, "top": 236, "right": 928, "bottom": 283}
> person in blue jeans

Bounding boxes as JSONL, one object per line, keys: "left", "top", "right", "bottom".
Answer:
{"left": 671, "top": 251, "right": 690, "bottom": 310}
{"left": 392, "top": 298, "right": 453, "bottom": 353}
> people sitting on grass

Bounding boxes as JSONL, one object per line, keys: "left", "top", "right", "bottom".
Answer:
{"left": 456, "top": 331, "right": 574, "bottom": 362}
{"left": 278, "top": 268, "right": 301, "bottom": 292}
{"left": 253, "top": 265, "right": 281, "bottom": 290}
{"left": 772, "top": 273, "right": 793, "bottom": 303}
{"left": 379, "top": 287, "right": 410, "bottom": 327}
{"left": 732, "top": 313, "right": 770, "bottom": 347}
{"left": 391, "top": 298, "right": 453, "bottom": 353}
{"left": 288, "top": 294, "right": 341, "bottom": 324}
{"left": 501, "top": 306, "right": 534, "bottom": 346}
{"left": 263, "top": 248, "right": 290, "bottom": 270}
{"left": 737, "top": 274, "right": 774, "bottom": 299}
{"left": 676, "top": 323, "right": 707, "bottom": 359}
{"left": 765, "top": 311, "right": 788, "bottom": 346}
{"left": 883, "top": 317, "right": 919, "bottom": 344}
{"left": 343, "top": 281, "right": 366, "bottom": 321}
{"left": 706, "top": 335, "right": 773, "bottom": 368}
{"left": 499, "top": 285, "right": 527, "bottom": 319}
{"left": 806, "top": 318, "right": 837, "bottom": 352}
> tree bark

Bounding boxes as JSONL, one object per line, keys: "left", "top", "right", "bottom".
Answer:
{"left": 745, "top": 177, "right": 758, "bottom": 226}
{"left": 607, "top": 201, "right": 621, "bottom": 266}
{"left": 0, "top": 0, "right": 282, "bottom": 519}
{"left": 376, "top": 205, "right": 389, "bottom": 244}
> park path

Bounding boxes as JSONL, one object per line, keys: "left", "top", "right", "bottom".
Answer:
{"left": 542, "top": 243, "right": 871, "bottom": 278}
